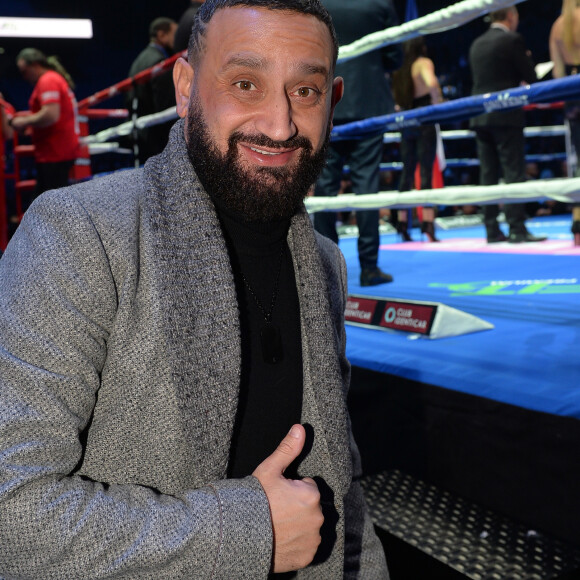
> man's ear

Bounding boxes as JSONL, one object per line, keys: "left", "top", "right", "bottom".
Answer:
{"left": 173, "top": 57, "right": 194, "bottom": 118}
{"left": 329, "top": 76, "right": 344, "bottom": 131}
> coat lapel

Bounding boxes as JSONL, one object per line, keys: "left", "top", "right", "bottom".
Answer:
{"left": 288, "top": 209, "right": 352, "bottom": 495}
{"left": 142, "top": 120, "right": 351, "bottom": 494}
{"left": 144, "top": 120, "right": 241, "bottom": 482}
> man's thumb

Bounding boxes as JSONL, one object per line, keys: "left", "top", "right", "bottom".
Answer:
{"left": 261, "top": 424, "right": 305, "bottom": 475}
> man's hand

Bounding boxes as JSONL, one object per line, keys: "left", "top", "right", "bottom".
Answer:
{"left": 253, "top": 424, "right": 323, "bottom": 573}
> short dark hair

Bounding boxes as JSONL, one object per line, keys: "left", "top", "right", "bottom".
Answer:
{"left": 149, "top": 17, "right": 176, "bottom": 38}
{"left": 188, "top": 0, "right": 338, "bottom": 70}
{"left": 489, "top": 7, "right": 516, "bottom": 23}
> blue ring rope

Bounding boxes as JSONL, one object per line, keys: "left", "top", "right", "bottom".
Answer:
{"left": 331, "top": 75, "right": 580, "bottom": 140}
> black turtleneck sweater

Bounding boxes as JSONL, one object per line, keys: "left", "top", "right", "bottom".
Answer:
{"left": 212, "top": 201, "right": 303, "bottom": 481}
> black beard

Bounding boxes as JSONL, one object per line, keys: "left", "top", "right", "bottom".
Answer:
{"left": 185, "top": 96, "right": 330, "bottom": 222}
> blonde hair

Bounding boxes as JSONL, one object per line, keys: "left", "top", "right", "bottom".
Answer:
{"left": 563, "top": 0, "right": 580, "bottom": 51}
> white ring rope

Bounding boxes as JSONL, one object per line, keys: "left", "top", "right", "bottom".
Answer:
{"left": 338, "top": 0, "right": 526, "bottom": 63}
{"left": 88, "top": 143, "right": 132, "bottom": 155}
{"left": 81, "top": 106, "right": 178, "bottom": 145}
{"left": 304, "top": 178, "right": 580, "bottom": 213}
{"left": 361, "top": 151, "right": 567, "bottom": 172}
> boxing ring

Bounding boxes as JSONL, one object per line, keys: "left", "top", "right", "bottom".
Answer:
{"left": 314, "top": 2, "right": 580, "bottom": 572}
{"left": 1, "top": 0, "right": 580, "bottom": 575}
{"left": 309, "top": 3, "right": 580, "bottom": 569}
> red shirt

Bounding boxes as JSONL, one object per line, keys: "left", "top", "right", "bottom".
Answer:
{"left": 29, "top": 70, "right": 80, "bottom": 163}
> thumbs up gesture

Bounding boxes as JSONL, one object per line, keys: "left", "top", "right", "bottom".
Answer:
{"left": 253, "top": 424, "right": 324, "bottom": 573}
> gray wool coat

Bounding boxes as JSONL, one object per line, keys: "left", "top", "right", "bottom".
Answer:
{"left": 0, "top": 120, "right": 388, "bottom": 579}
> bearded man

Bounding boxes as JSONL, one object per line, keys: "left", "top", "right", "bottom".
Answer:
{"left": 0, "top": 0, "right": 388, "bottom": 578}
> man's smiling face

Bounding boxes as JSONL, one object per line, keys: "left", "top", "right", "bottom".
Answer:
{"left": 173, "top": 6, "right": 343, "bottom": 221}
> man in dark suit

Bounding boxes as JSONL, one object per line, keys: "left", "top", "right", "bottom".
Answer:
{"left": 315, "top": 0, "right": 402, "bottom": 286}
{"left": 469, "top": 6, "right": 546, "bottom": 243}
{"left": 128, "top": 17, "right": 178, "bottom": 162}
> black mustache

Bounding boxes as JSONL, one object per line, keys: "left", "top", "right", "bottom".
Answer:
{"left": 228, "top": 131, "right": 313, "bottom": 152}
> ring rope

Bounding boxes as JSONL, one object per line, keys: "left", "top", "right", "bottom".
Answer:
{"left": 305, "top": 177, "right": 580, "bottom": 214}
{"left": 88, "top": 143, "right": 132, "bottom": 155}
{"left": 77, "top": 51, "right": 185, "bottom": 110}
{"left": 84, "top": 114, "right": 569, "bottom": 149}
{"left": 337, "top": 0, "right": 526, "bottom": 63}
{"left": 356, "top": 152, "right": 567, "bottom": 173}
{"left": 81, "top": 106, "right": 178, "bottom": 145}
{"left": 382, "top": 125, "right": 568, "bottom": 144}
{"left": 332, "top": 75, "right": 580, "bottom": 139}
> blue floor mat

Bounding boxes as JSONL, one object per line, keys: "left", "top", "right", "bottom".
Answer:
{"left": 341, "top": 215, "right": 580, "bottom": 418}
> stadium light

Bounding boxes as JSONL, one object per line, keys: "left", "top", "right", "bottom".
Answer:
{"left": 0, "top": 17, "right": 93, "bottom": 39}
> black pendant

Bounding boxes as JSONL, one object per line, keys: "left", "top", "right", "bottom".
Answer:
{"left": 260, "top": 322, "right": 283, "bottom": 364}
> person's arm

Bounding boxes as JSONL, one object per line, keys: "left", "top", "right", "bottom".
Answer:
{"left": 10, "top": 102, "right": 60, "bottom": 131}
{"left": 419, "top": 58, "right": 442, "bottom": 104}
{"left": 550, "top": 18, "right": 566, "bottom": 79}
{"left": 0, "top": 191, "right": 275, "bottom": 579}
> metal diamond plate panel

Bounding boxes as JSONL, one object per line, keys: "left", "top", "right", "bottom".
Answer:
{"left": 361, "top": 470, "right": 580, "bottom": 580}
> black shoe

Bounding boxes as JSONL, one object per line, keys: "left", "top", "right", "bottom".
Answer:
{"left": 396, "top": 222, "right": 413, "bottom": 242}
{"left": 360, "top": 267, "right": 394, "bottom": 286}
{"left": 487, "top": 232, "right": 508, "bottom": 243}
{"left": 421, "top": 221, "right": 439, "bottom": 242}
{"left": 508, "top": 232, "right": 547, "bottom": 243}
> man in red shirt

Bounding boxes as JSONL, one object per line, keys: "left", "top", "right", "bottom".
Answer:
{"left": 12, "top": 48, "right": 79, "bottom": 200}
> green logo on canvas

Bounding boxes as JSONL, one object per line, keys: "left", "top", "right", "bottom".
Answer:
{"left": 429, "top": 279, "right": 580, "bottom": 296}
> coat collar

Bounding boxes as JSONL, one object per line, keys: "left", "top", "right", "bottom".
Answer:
{"left": 145, "top": 120, "right": 241, "bottom": 478}
{"left": 143, "top": 119, "right": 350, "bottom": 488}
{"left": 287, "top": 211, "right": 351, "bottom": 491}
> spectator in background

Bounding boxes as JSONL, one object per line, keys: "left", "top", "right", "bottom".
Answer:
{"left": 469, "top": 7, "right": 546, "bottom": 243}
{"left": 128, "top": 17, "right": 178, "bottom": 162}
{"left": 174, "top": 1, "right": 206, "bottom": 53}
{"left": 392, "top": 36, "right": 442, "bottom": 242}
{"left": 314, "top": 0, "right": 402, "bottom": 286}
{"left": 550, "top": 0, "right": 580, "bottom": 245}
{"left": 11, "top": 49, "right": 79, "bottom": 204}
